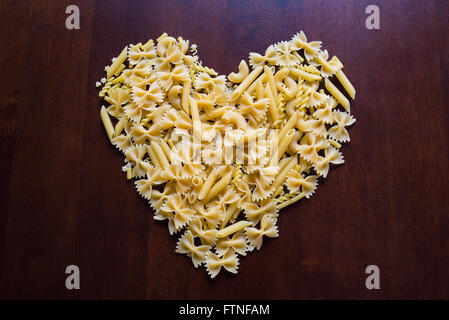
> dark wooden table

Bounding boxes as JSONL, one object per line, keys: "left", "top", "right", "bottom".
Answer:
{"left": 0, "top": 0, "right": 448, "bottom": 299}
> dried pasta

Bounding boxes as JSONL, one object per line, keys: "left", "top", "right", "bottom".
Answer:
{"left": 97, "top": 31, "right": 356, "bottom": 278}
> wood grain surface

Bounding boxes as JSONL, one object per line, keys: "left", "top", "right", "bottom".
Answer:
{"left": 0, "top": 0, "right": 448, "bottom": 299}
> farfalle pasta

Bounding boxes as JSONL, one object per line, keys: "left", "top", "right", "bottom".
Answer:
{"left": 97, "top": 32, "right": 356, "bottom": 278}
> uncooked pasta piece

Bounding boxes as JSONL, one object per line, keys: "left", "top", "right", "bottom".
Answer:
{"left": 228, "top": 60, "right": 249, "bottom": 83}
{"left": 216, "top": 220, "right": 252, "bottom": 238}
{"left": 336, "top": 70, "right": 356, "bottom": 99}
{"left": 106, "top": 46, "right": 128, "bottom": 79}
{"left": 325, "top": 78, "right": 350, "bottom": 112}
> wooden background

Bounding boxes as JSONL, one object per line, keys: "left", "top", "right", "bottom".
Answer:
{"left": 0, "top": 0, "right": 448, "bottom": 299}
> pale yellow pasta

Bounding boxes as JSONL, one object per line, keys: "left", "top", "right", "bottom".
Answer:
{"left": 244, "top": 215, "right": 278, "bottom": 250}
{"left": 255, "top": 78, "right": 265, "bottom": 100}
{"left": 273, "top": 185, "right": 283, "bottom": 198}
{"left": 106, "top": 46, "right": 127, "bottom": 79}
{"left": 277, "top": 192, "right": 305, "bottom": 209}
{"left": 271, "top": 128, "right": 296, "bottom": 165}
{"left": 269, "top": 115, "right": 297, "bottom": 166}
{"left": 126, "top": 167, "right": 132, "bottom": 180}
{"left": 262, "top": 66, "right": 277, "bottom": 101}
{"left": 216, "top": 220, "right": 252, "bottom": 238}
{"left": 191, "top": 176, "right": 203, "bottom": 190}
{"left": 157, "top": 139, "right": 171, "bottom": 162}
{"left": 205, "top": 248, "right": 238, "bottom": 279}
{"left": 278, "top": 111, "right": 298, "bottom": 143}
{"left": 328, "top": 139, "right": 342, "bottom": 149}
{"left": 336, "top": 70, "right": 356, "bottom": 99}
{"left": 325, "top": 78, "right": 350, "bottom": 112}
{"left": 222, "top": 113, "right": 248, "bottom": 132}
{"left": 151, "top": 141, "right": 170, "bottom": 169}
{"left": 176, "top": 230, "right": 210, "bottom": 268}
{"left": 228, "top": 60, "right": 249, "bottom": 83}
{"left": 243, "top": 200, "right": 277, "bottom": 226}
{"left": 204, "top": 170, "right": 233, "bottom": 203}
{"left": 100, "top": 106, "right": 115, "bottom": 140}
{"left": 221, "top": 202, "right": 239, "bottom": 228}
{"left": 264, "top": 83, "right": 279, "bottom": 123}
{"left": 200, "top": 106, "right": 233, "bottom": 121}
{"left": 103, "top": 95, "right": 114, "bottom": 105}
{"left": 315, "top": 51, "right": 343, "bottom": 77}
{"left": 198, "top": 169, "right": 219, "bottom": 200}
{"left": 181, "top": 81, "right": 191, "bottom": 114}
{"left": 167, "top": 85, "right": 182, "bottom": 109}
{"left": 236, "top": 128, "right": 266, "bottom": 144}
{"left": 189, "top": 97, "right": 201, "bottom": 138}
{"left": 247, "top": 73, "right": 266, "bottom": 94}
{"left": 110, "top": 75, "right": 124, "bottom": 84}
{"left": 114, "top": 64, "right": 126, "bottom": 77}
{"left": 274, "top": 68, "right": 290, "bottom": 90}
{"left": 114, "top": 116, "right": 125, "bottom": 136}
{"left": 290, "top": 67, "right": 321, "bottom": 82}
{"left": 278, "top": 157, "right": 291, "bottom": 173}
{"left": 271, "top": 156, "right": 298, "bottom": 191}
{"left": 147, "top": 145, "right": 161, "bottom": 168}
{"left": 215, "top": 230, "right": 248, "bottom": 256}
{"left": 231, "top": 66, "right": 263, "bottom": 100}
{"left": 97, "top": 31, "right": 356, "bottom": 279}
{"left": 142, "top": 38, "right": 154, "bottom": 50}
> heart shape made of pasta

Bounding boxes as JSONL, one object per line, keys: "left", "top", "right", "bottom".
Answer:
{"left": 97, "top": 31, "right": 356, "bottom": 278}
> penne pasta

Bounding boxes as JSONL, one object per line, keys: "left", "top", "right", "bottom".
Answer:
{"left": 189, "top": 97, "right": 201, "bottom": 138}
{"left": 204, "top": 170, "right": 233, "bottom": 203}
{"left": 255, "top": 78, "right": 265, "bottom": 100}
{"left": 273, "top": 185, "right": 284, "bottom": 198}
{"left": 106, "top": 46, "right": 127, "bottom": 79}
{"left": 114, "top": 64, "right": 126, "bottom": 77}
{"left": 126, "top": 167, "right": 132, "bottom": 180}
{"left": 147, "top": 145, "right": 161, "bottom": 168}
{"left": 231, "top": 66, "right": 263, "bottom": 100}
{"left": 247, "top": 73, "right": 266, "bottom": 93}
{"left": 216, "top": 220, "right": 252, "bottom": 238}
{"left": 264, "top": 65, "right": 279, "bottom": 104}
{"left": 336, "top": 70, "right": 356, "bottom": 99}
{"left": 264, "top": 83, "right": 279, "bottom": 123}
{"left": 114, "top": 116, "right": 125, "bottom": 136}
{"left": 159, "top": 139, "right": 173, "bottom": 162}
{"left": 277, "top": 192, "right": 305, "bottom": 209}
{"left": 270, "top": 128, "right": 296, "bottom": 167}
{"left": 200, "top": 106, "right": 233, "bottom": 121}
{"left": 181, "top": 81, "right": 191, "bottom": 114}
{"left": 290, "top": 67, "right": 321, "bottom": 82}
{"left": 221, "top": 202, "right": 239, "bottom": 228}
{"left": 151, "top": 141, "right": 170, "bottom": 169}
{"left": 328, "top": 139, "right": 342, "bottom": 149}
{"left": 100, "top": 106, "right": 115, "bottom": 140}
{"left": 198, "top": 169, "right": 219, "bottom": 200}
{"left": 271, "top": 156, "right": 298, "bottom": 191}
{"left": 110, "top": 75, "right": 124, "bottom": 84}
{"left": 273, "top": 128, "right": 296, "bottom": 164}
{"left": 325, "top": 78, "right": 350, "bottom": 112}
